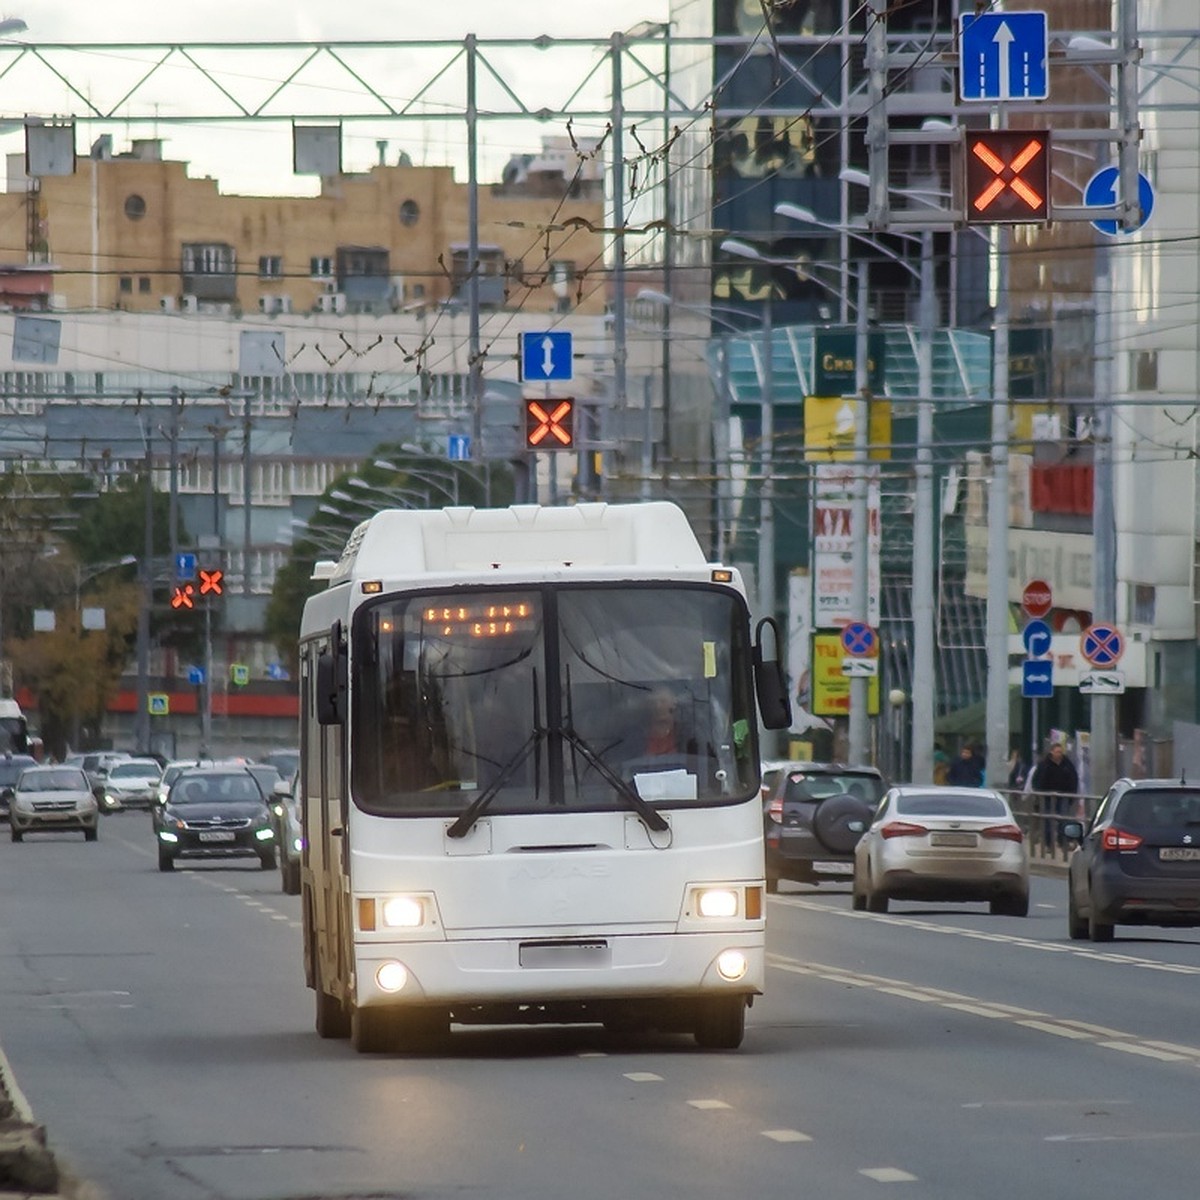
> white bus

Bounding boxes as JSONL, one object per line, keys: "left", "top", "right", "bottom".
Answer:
{"left": 298, "top": 502, "right": 790, "bottom": 1052}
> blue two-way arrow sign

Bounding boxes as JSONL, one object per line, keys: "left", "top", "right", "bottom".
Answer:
{"left": 959, "top": 12, "right": 1049, "bottom": 103}
{"left": 1022, "top": 660, "right": 1054, "bottom": 699}
{"left": 520, "top": 331, "right": 573, "bottom": 382}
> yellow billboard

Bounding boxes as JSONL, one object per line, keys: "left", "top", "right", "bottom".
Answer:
{"left": 805, "top": 396, "right": 892, "bottom": 461}
{"left": 810, "top": 632, "right": 881, "bottom": 717}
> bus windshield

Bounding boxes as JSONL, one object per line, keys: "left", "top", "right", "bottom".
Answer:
{"left": 351, "top": 584, "right": 759, "bottom": 817}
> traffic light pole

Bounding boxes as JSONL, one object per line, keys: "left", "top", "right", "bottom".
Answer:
{"left": 201, "top": 598, "right": 213, "bottom": 756}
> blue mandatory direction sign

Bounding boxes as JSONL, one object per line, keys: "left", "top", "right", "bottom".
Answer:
{"left": 1085, "top": 166, "right": 1155, "bottom": 235}
{"left": 1081, "top": 623, "right": 1124, "bottom": 669}
{"left": 840, "top": 621, "right": 877, "bottom": 659}
{"left": 959, "top": 11, "right": 1049, "bottom": 102}
{"left": 187, "top": 665, "right": 205, "bottom": 686}
{"left": 520, "top": 331, "right": 573, "bottom": 382}
{"left": 1022, "top": 660, "right": 1054, "bottom": 699}
{"left": 176, "top": 552, "right": 197, "bottom": 581}
{"left": 1022, "top": 618, "right": 1052, "bottom": 659}
{"left": 447, "top": 433, "right": 471, "bottom": 462}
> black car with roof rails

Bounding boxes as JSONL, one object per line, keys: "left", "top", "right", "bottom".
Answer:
{"left": 762, "top": 761, "right": 887, "bottom": 891}
{"left": 1065, "top": 777, "right": 1200, "bottom": 941}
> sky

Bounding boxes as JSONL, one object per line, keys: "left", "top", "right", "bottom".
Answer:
{"left": 2, "top": 2, "right": 672, "bottom": 194}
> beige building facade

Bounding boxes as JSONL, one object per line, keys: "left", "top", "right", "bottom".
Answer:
{"left": 1, "top": 136, "right": 607, "bottom": 319}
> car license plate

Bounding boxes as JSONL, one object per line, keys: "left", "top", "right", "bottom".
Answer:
{"left": 198, "top": 831, "right": 236, "bottom": 843}
{"left": 813, "top": 861, "right": 854, "bottom": 876}
{"left": 1159, "top": 847, "right": 1200, "bottom": 861}
{"left": 931, "top": 832, "right": 977, "bottom": 847}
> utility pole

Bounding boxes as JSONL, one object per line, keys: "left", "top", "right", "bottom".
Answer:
{"left": 848, "top": 263, "right": 871, "bottom": 765}
{"left": 985, "top": 224, "right": 1011, "bottom": 790}
{"left": 758, "top": 290, "right": 777, "bottom": 754}
{"left": 135, "top": 439, "right": 153, "bottom": 755}
{"left": 910, "top": 231, "right": 936, "bottom": 782}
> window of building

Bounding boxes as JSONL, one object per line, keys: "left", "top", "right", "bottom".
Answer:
{"left": 138, "top": 277, "right": 151, "bottom": 293}
{"left": 124, "top": 194, "right": 146, "bottom": 220}
{"left": 259, "top": 255, "right": 283, "bottom": 279}
{"left": 310, "top": 256, "right": 334, "bottom": 278}
{"left": 119, "top": 276, "right": 133, "bottom": 294}
{"left": 399, "top": 199, "right": 420, "bottom": 226}
{"left": 182, "top": 243, "right": 236, "bottom": 275}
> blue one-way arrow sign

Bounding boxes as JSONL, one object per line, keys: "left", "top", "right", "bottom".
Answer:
{"left": 520, "top": 331, "right": 573, "bottom": 382}
{"left": 960, "top": 12, "right": 1049, "bottom": 103}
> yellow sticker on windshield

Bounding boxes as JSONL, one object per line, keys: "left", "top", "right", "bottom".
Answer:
{"left": 703, "top": 641, "right": 717, "bottom": 678}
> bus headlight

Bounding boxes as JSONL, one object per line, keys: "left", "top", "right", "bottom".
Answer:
{"left": 716, "top": 950, "right": 748, "bottom": 981}
{"left": 696, "top": 888, "right": 739, "bottom": 918}
{"left": 375, "top": 961, "right": 409, "bottom": 993}
{"left": 381, "top": 896, "right": 425, "bottom": 928}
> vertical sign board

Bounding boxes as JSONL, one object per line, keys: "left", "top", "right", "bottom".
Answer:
{"left": 811, "top": 463, "right": 881, "bottom": 628}
{"left": 811, "top": 633, "right": 880, "bottom": 716}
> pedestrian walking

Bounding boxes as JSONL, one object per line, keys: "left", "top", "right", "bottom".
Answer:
{"left": 1029, "top": 741, "right": 1079, "bottom": 848}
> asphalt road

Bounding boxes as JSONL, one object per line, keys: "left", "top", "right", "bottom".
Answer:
{"left": 1, "top": 815, "right": 1198, "bottom": 1200}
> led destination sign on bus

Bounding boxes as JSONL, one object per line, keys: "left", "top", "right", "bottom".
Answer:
{"left": 422, "top": 600, "right": 538, "bottom": 639}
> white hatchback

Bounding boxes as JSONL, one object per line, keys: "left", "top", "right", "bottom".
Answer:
{"left": 10, "top": 765, "right": 100, "bottom": 842}
{"left": 853, "top": 785, "right": 1029, "bottom": 916}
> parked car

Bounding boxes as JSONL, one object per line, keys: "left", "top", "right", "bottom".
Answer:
{"left": 278, "top": 771, "right": 302, "bottom": 896}
{"left": 101, "top": 757, "right": 164, "bottom": 812}
{"left": 1065, "top": 778, "right": 1200, "bottom": 942}
{"left": 0, "top": 752, "right": 39, "bottom": 821}
{"left": 762, "top": 762, "right": 886, "bottom": 891}
{"left": 259, "top": 748, "right": 300, "bottom": 779}
{"left": 153, "top": 765, "right": 277, "bottom": 872}
{"left": 853, "top": 785, "right": 1029, "bottom": 916}
{"left": 9, "top": 764, "right": 99, "bottom": 842}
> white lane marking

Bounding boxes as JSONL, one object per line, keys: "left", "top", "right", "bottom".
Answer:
{"left": 623, "top": 1072, "right": 662, "bottom": 1083}
{"left": 1017, "top": 1020, "right": 1094, "bottom": 1040}
{"left": 762, "top": 1129, "right": 813, "bottom": 1143}
{"left": 776, "top": 895, "right": 1200, "bottom": 976}
{"left": 1097, "top": 1040, "right": 1192, "bottom": 1062}
{"left": 688, "top": 1099, "right": 732, "bottom": 1110}
{"left": 769, "top": 954, "right": 1200, "bottom": 1066}
{"left": 860, "top": 1167, "right": 918, "bottom": 1183}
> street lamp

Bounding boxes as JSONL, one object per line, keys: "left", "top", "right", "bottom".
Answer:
{"left": 371, "top": 459, "right": 461, "bottom": 504}
{"left": 345, "top": 477, "right": 436, "bottom": 508}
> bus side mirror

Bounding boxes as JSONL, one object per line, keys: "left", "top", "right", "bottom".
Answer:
{"left": 753, "top": 616, "right": 792, "bottom": 731}
{"left": 316, "top": 621, "right": 348, "bottom": 726}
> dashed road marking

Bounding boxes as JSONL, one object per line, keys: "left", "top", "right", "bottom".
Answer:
{"left": 687, "top": 1098, "right": 731, "bottom": 1110}
{"left": 769, "top": 953, "right": 1200, "bottom": 1067}
{"left": 623, "top": 1072, "right": 662, "bottom": 1083}
{"left": 761, "top": 1129, "right": 813, "bottom": 1143}
{"left": 860, "top": 1167, "right": 917, "bottom": 1183}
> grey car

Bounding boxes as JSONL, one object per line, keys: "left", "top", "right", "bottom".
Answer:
{"left": 762, "top": 762, "right": 886, "bottom": 891}
{"left": 9, "top": 765, "right": 99, "bottom": 842}
{"left": 1065, "top": 778, "right": 1200, "bottom": 941}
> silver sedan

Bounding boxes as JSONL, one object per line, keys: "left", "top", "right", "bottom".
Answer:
{"left": 853, "top": 785, "right": 1029, "bottom": 916}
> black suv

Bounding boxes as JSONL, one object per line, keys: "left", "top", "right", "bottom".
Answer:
{"left": 762, "top": 762, "right": 887, "bottom": 891}
{"left": 1065, "top": 778, "right": 1200, "bottom": 941}
{"left": 153, "top": 766, "right": 277, "bottom": 872}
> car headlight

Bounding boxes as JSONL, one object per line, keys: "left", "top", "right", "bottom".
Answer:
{"left": 254, "top": 827, "right": 275, "bottom": 841}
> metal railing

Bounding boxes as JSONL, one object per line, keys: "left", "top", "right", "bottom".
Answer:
{"left": 996, "top": 788, "right": 1102, "bottom": 867}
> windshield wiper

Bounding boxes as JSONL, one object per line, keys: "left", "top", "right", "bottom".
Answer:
{"left": 446, "top": 729, "right": 544, "bottom": 839}
{"left": 558, "top": 727, "right": 669, "bottom": 834}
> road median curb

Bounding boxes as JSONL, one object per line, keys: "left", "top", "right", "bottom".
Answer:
{"left": 0, "top": 1046, "right": 62, "bottom": 1197}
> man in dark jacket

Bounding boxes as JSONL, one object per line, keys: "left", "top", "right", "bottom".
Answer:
{"left": 947, "top": 743, "right": 986, "bottom": 787}
{"left": 1031, "top": 742, "right": 1079, "bottom": 847}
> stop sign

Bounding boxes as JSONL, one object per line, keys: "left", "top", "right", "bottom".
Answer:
{"left": 1022, "top": 579, "right": 1053, "bottom": 618}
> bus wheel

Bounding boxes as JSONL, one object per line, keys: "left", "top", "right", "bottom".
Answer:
{"left": 314, "top": 965, "right": 351, "bottom": 1039}
{"left": 693, "top": 996, "right": 746, "bottom": 1050}
{"left": 351, "top": 1005, "right": 396, "bottom": 1054}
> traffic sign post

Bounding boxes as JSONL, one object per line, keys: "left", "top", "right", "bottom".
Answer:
{"left": 1022, "top": 660, "right": 1054, "bottom": 699}
{"left": 1021, "top": 618, "right": 1052, "bottom": 659}
{"left": 840, "top": 621, "right": 878, "bottom": 659}
{"left": 959, "top": 11, "right": 1049, "bottom": 103}
{"left": 1022, "top": 579, "right": 1053, "bottom": 619}
{"left": 1085, "top": 166, "right": 1154, "bottom": 236}
{"left": 1081, "top": 624, "right": 1124, "bottom": 669}
{"left": 520, "top": 331, "right": 573, "bottom": 382}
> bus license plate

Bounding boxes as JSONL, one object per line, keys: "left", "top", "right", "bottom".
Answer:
{"left": 1159, "top": 847, "right": 1200, "bottom": 861}
{"left": 519, "top": 940, "right": 610, "bottom": 969}
{"left": 198, "top": 831, "right": 236, "bottom": 843}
